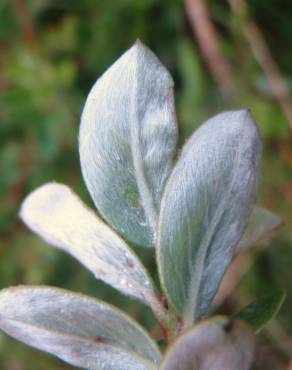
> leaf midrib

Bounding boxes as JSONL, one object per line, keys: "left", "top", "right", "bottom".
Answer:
{"left": 1, "top": 317, "right": 158, "bottom": 369}
{"left": 130, "top": 51, "right": 158, "bottom": 238}
{"left": 183, "top": 129, "right": 247, "bottom": 327}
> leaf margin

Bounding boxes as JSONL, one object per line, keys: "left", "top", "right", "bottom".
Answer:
{"left": 0, "top": 285, "right": 161, "bottom": 369}
{"left": 235, "top": 289, "right": 286, "bottom": 333}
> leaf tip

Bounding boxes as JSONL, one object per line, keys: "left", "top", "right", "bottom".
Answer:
{"left": 19, "top": 182, "right": 63, "bottom": 224}
{"left": 134, "top": 38, "right": 143, "bottom": 46}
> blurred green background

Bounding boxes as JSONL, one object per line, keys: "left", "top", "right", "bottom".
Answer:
{"left": 0, "top": 0, "right": 292, "bottom": 369}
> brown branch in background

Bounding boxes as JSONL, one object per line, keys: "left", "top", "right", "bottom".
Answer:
{"left": 266, "top": 321, "right": 292, "bottom": 362}
{"left": 184, "top": 0, "right": 235, "bottom": 100}
{"left": 214, "top": 240, "right": 292, "bottom": 363}
{"left": 12, "top": 0, "right": 36, "bottom": 45}
{"left": 228, "top": 0, "right": 292, "bottom": 130}
{"left": 213, "top": 252, "right": 251, "bottom": 307}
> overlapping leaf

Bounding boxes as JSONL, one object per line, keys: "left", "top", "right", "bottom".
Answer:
{"left": 79, "top": 40, "right": 178, "bottom": 247}
{"left": 20, "top": 183, "right": 161, "bottom": 313}
{"left": 0, "top": 286, "right": 161, "bottom": 370}
{"left": 236, "top": 206, "right": 282, "bottom": 253}
{"left": 160, "top": 317, "right": 255, "bottom": 370}
{"left": 235, "top": 290, "right": 286, "bottom": 333}
{"left": 157, "top": 110, "right": 261, "bottom": 325}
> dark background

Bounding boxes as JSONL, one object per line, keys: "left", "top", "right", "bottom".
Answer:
{"left": 0, "top": 0, "right": 292, "bottom": 369}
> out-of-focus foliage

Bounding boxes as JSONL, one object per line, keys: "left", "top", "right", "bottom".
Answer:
{"left": 0, "top": 0, "right": 291, "bottom": 369}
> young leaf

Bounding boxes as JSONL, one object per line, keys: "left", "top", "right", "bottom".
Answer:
{"left": 79, "top": 40, "right": 178, "bottom": 247}
{"left": 0, "top": 286, "right": 161, "bottom": 370}
{"left": 19, "top": 183, "right": 162, "bottom": 314}
{"left": 236, "top": 206, "right": 282, "bottom": 253}
{"left": 157, "top": 110, "right": 261, "bottom": 326}
{"left": 160, "top": 317, "right": 255, "bottom": 370}
{"left": 235, "top": 290, "right": 286, "bottom": 333}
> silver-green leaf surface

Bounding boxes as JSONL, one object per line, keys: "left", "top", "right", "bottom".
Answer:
{"left": 160, "top": 317, "right": 255, "bottom": 370}
{"left": 19, "top": 183, "right": 161, "bottom": 314}
{"left": 0, "top": 286, "right": 160, "bottom": 370}
{"left": 79, "top": 41, "right": 178, "bottom": 247}
{"left": 157, "top": 110, "right": 261, "bottom": 325}
{"left": 236, "top": 206, "right": 282, "bottom": 253}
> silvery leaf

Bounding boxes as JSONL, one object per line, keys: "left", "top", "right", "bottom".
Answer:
{"left": 19, "top": 183, "right": 161, "bottom": 314}
{"left": 235, "top": 289, "right": 285, "bottom": 333}
{"left": 79, "top": 41, "right": 178, "bottom": 247}
{"left": 236, "top": 206, "right": 282, "bottom": 253}
{"left": 160, "top": 317, "right": 255, "bottom": 370}
{"left": 157, "top": 110, "right": 261, "bottom": 326}
{"left": 0, "top": 286, "right": 160, "bottom": 370}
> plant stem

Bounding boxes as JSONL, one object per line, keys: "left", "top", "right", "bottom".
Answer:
{"left": 185, "top": 0, "right": 235, "bottom": 100}
{"left": 150, "top": 293, "right": 183, "bottom": 345}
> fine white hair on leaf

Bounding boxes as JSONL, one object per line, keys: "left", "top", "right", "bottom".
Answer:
{"left": 157, "top": 110, "right": 262, "bottom": 326}
{"left": 79, "top": 40, "right": 178, "bottom": 248}
{"left": 19, "top": 182, "right": 160, "bottom": 313}
{"left": 0, "top": 286, "right": 160, "bottom": 370}
{"left": 160, "top": 317, "right": 255, "bottom": 370}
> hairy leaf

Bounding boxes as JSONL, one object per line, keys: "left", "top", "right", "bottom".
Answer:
{"left": 236, "top": 206, "right": 282, "bottom": 253}
{"left": 0, "top": 286, "right": 160, "bottom": 370}
{"left": 160, "top": 317, "right": 255, "bottom": 370}
{"left": 79, "top": 40, "right": 178, "bottom": 247}
{"left": 157, "top": 110, "right": 261, "bottom": 325}
{"left": 20, "top": 183, "right": 161, "bottom": 313}
{"left": 235, "top": 290, "right": 286, "bottom": 333}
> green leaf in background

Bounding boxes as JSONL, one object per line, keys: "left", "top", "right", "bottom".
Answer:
{"left": 79, "top": 41, "right": 178, "bottom": 248}
{"left": 160, "top": 316, "right": 255, "bottom": 370}
{"left": 157, "top": 110, "right": 261, "bottom": 326}
{"left": 235, "top": 290, "right": 286, "bottom": 333}
{"left": 236, "top": 206, "right": 283, "bottom": 254}
{"left": 176, "top": 39, "right": 206, "bottom": 138}
{"left": 19, "top": 183, "right": 162, "bottom": 314}
{"left": 0, "top": 286, "right": 161, "bottom": 370}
